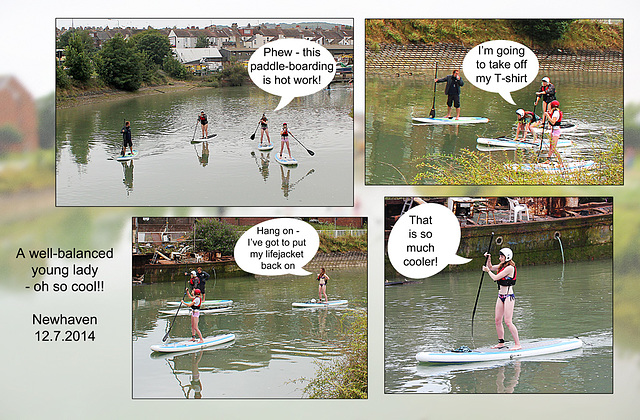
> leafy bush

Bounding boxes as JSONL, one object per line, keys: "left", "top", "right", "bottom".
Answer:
{"left": 189, "top": 219, "right": 240, "bottom": 256}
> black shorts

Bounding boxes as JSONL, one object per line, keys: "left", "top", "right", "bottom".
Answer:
{"left": 123, "top": 138, "right": 133, "bottom": 148}
{"left": 447, "top": 94, "right": 461, "bottom": 108}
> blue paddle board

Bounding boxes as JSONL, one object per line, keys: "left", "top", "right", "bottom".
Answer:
{"left": 258, "top": 142, "right": 274, "bottom": 151}
{"left": 151, "top": 333, "right": 236, "bottom": 353}
{"left": 416, "top": 338, "right": 583, "bottom": 363}
{"left": 292, "top": 299, "right": 348, "bottom": 308}
{"left": 275, "top": 153, "right": 298, "bottom": 166}
{"left": 412, "top": 116, "right": 489, "bottom": 125}
{"left": 477, "top": 137, "right": 573, "bottom": 149}
{"left": 115, "top": 150, "right": 138, "bottom": 161}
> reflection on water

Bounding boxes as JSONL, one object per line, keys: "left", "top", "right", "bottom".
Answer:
{"left": 366, "top": 71, "right": 623, "bottom": 184}
{"left": 56, "top": 84, "right": 353, "bottom": 206}
{"left": 133, "top": 268, "right": 367, "bottom": 398}
{"left": 385, "top": 260, "right": 612, "bottom": 393}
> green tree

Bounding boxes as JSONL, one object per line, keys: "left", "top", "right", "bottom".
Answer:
{"left": 64, "top": 33, "right": 93, "bottom": 82}
{"left": 219, "top": 63, "right": 248, "bottom": 86}
{"left": 196, "top": 35, "right": 209, "bottom": 48}
{"left": 56, "top": 63, "right": 71, "bottom": 89}
{"left": 131, "top": 29, "right": 172, "bottom": 66}
{"left": 163, "top": 56, "right": 189, "bottom": 80}
{"left": 190, "top": 219, "right": 239, "bottom": 256}
{"left": 95, "top": 34, "right": 143, "bottom": 91}
{"left": 511, "top": 19, "right": 574, "bottom": 44}
{"left": 57, "top": 29, "right": 96, "bottom": 53}
{"left": 0, "top": 125, "right": 22, "bottom": 154}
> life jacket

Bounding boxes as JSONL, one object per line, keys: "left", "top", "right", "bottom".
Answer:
{"left": 496, "top": 265, "right": 517, "bottom": 287}
{"left": 551, "top": 109, "right": 563, "bottom": 127}
{"left": 192, "top": 296, "right": 201, "bottom": 310}
{"left": 281, "top": 128, "right": 289, "bottom": 137}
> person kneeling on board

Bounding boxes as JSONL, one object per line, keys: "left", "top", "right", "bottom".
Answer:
{"left": 482, "top": 248, "right": 522, "bottom": 351}
{"left": 514, "top": 108, "right": 539, "bottom": 143}
{"left": 182, "top": 288, "right": 204, "bottom": 343}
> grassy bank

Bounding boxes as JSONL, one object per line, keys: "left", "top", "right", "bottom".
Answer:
{"left": 366, "top": 19, "right": 623, "bottom": 51}
{"left": 318, "top": 232, "right": 367, "bottom": 253}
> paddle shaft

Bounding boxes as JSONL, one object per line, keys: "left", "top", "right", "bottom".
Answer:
{"left": 250, "top": 120, "right": 261, "bottom": 140}
{"left": 192, "top": 120, "right": 198, "bottom": 141}
{"left": 471, "top": 232, "right": 495, "bottom": 339}
{"left": 163, "top": 267, "right": 190, "bottom": 342}
{"left": 289, "top": 132, "right": 315, "bottom": 156}
{"left": 429, "top": 63, "right": 438, "bottom": 118}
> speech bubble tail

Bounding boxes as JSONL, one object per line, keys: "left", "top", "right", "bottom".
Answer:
{"left": 448, "top": 255, "right": 472, "bottom": 265}
{"left": 499, "top": 91, "right": 516, "bottom": 105}
{"left": 274, "top": 96, "right": 294, "bottom": 112}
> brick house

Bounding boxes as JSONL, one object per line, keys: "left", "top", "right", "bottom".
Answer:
{"left": 0, "top": 76, "right": 38, "bottom": 153}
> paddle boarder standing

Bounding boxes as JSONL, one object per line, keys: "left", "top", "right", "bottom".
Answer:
{"left": 534, "top": 77, "right": 557, "bottom": 118}
{"left": 514, "top": 108, "right": 539, "bottom": 143}
{"left": 197, "top": 111, "right": 209, "bottom": 139}
{"left": 280, "top": 123, "right": 293, "bottom": 159}
{"left": 259, "top": 114, "right": 270, "bottom": 145}
{"left": 121, "top": 121, "right": 133, "bottom": 156}
{"left": 317, "top": 267, "right": 329, "bottom": 303}
{"left": 195, "top": 267, "right": 209, "bottom": 303}
{"left": 435, "top": 69, "right": 464, "bottom": 120}
{"left": 182, "top": 288, "right": 204, "bottom": 343}
{"left": 542, "top": 100, "right": 564, "bottom": 168}
{"left": 482, "top": 248, "right": 522, "bottom": 351}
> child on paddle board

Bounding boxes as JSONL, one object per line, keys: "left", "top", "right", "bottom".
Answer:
{"left": 198, "top": 111, "right": 209, "bottom": 139}
{"left": 514, "top": 108, "right": 539, "bottom": 143}
{"left": 535, "top": 76, "right": 557, "bottom": 116}
{"left": 182, "top": 288, "right": 204, "bottom": 343}
{"left": 482, "top": 248, "right": 522, "bottom": 351}
{"left": 121, "top": 121, "right": 133, "bottom": 156}
{"left": 317, "top": 267, "right": 329, "bottom": 303}
{"left": 542, "top": 100, "right": 564, "bottom": 168}
{"left": 280, "top": 123, "right": 293, "bottom": 159}
{"left": 259, "top": 114, "right": 270, "bottom": 145}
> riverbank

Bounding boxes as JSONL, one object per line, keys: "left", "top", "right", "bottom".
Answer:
{"left": 56, "top": 80, "right": 207, "bottom": 109}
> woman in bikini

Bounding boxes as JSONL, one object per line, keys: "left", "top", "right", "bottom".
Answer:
{"left": 280, "top": 123, "right": 293, "bottom": 159}
{"left": 482, "top": 248, "right": 522, "bottom": 350}
{"left": 182, "top": 288, "right": 204, "bottom": 343}
{"left": 259, "top": 114, "right": 270, "bottom": 145}
{"left": 317, "top": 267, "right": 329, "bottom": 303}
{"left": 543, "top": 100, "right": 564, "bottom": 167}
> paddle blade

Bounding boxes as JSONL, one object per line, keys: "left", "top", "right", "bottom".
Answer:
{"left": 250, "top": 133, "right": 256, "bottom": 140}
{"left": 307, "top": 149, "right": 315, "bottom": 156}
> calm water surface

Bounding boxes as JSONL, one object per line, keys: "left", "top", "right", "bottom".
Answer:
{"left": 57, "top": 84, "right": 353, "bottom": 206}
{"left": 385, "top": 260, "right": 612, "bottom": 393}
{"left": 133, "top": 267, "right": 366, "bottom": 398}
{"left": 366, "top": 71, "right": 623, "bottom": 184}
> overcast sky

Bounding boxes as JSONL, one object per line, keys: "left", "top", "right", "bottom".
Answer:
{"left": 55, "top": 18, "right": 353, "bottom": 30}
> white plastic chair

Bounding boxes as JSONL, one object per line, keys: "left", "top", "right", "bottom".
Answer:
{"left": 507, "top": 198, "right": 530, "bottom": 222}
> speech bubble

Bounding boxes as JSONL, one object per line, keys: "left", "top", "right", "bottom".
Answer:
{"left": 462, "top": 40, "right": 539, "bottom": 105}
{"left": 248, "top": 38, "right": 337, "bottom": 111}
{"left": 387, "top": 203, "right": 471, "bottom": 279}
{"left": 234, "top": 218, "right": 319, "bottom": 276}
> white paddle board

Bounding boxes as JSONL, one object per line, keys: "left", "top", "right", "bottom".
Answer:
{"left": 160, "top": 306, "right": 233, "bottom": 316}
{"left": 416, "top": 338, "right": 583, "bottom": 364}
{"left": 275, "top": 153, "right": 298, "bottom": 166}
{"left": 477, "top": 137, "right": 573, "bottom": 149}
{"left": 115, "top": 150, "right": 138, "bottom": 161}
{"left": 531, "top": 122, "right": 576, "bottom": 134}
{"left": 258, "top": 142, "right": 274, "bottom": 151}
{"left": 167, "top": 299, "right": 233, "bottom": 308}
{"left": 509, "top": 160, "right": 596, "bottom": 173}
{"left": 412, "top": 116, "right": 488, "bottom": 125}
{"left": 151, "top": 333, "right": 236, "bottom": 353}
{"left": 192, "top": 134, "right": 217, "bottom": 143}
{"left": 292, "top": 299, "right": 348, "bottom": 308}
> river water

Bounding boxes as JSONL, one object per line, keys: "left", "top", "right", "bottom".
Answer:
{"left": 365, "top": 71, "right": 623, "bottom": 184}
{"left": 56, "top": 84, "right": 353, "bottom": 206}
{"left": 132, "top": 267, "right": 366, "bottom": 398}
{"left": 385, "top": 260, "right": 612, "bottom": 393}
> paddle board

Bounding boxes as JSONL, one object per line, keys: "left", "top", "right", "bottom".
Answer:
{"left": 257, "top": 142, "right": 274, "bottom": 151}
{"left": 275, "top": 153, "right": 298, "bottom": 166}
{"left": 151, "top": 333, "right": 236, "bottom": 353}
{"left": 160, "top": 306, "right": 233, "bottom": 316}
{"left": 416, "top": 338, "right": 583, "bottom": 364}
{"left": 531, "top": 122, "right": 576, "bottom": 134}
{"left": 167, "top": 299, "right": 233, "bottom": 308}
{"left": 477, "top": 137, "right": 573, "bottom": 149}
{"left": 115, "top": 150, "right": 138, "bottom": 161}
{"left": 292, "top": 299, "right": 348, "bottom": 308}
{"left": 412, "top": 116, "right": 489, "bottom": 125}
{"left": 191, "top": 134, "right": 217, "bottom": 144}
{"left": 509, "top": 160, "right": 596, "bottom": 173}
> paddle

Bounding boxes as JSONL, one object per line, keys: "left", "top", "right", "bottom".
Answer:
{"left": 163, "top": 268, "right": 190, "bottom": 342}
{"left": 429, "top": 62, "right": 438, "bottom": 118}
{"left": 289, "top": 132, "right": 315, "bottom": 156}
{"left": 535, "top": 109, "right": 548, "bottom": 163}
{"left": 249, "top": 120, "right": 261, "bottom": 140}
{"left": 191, "top": 120, "right": 198, "bottom": 141}
{"left": 471, "top": 232, "right": 495, "bottom": 340}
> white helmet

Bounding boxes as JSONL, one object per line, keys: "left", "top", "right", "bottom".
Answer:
{"left": 499, "top": 248, "right": 513, "bottom": 262}
{"left": 542, "top": 77, "right": 550, "bottom": 83}
{"left": 516, "top": 109, "right": 525, "bottom": 117}
{"left": 191, "top": 271, "right": 197, "bottom": 276}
